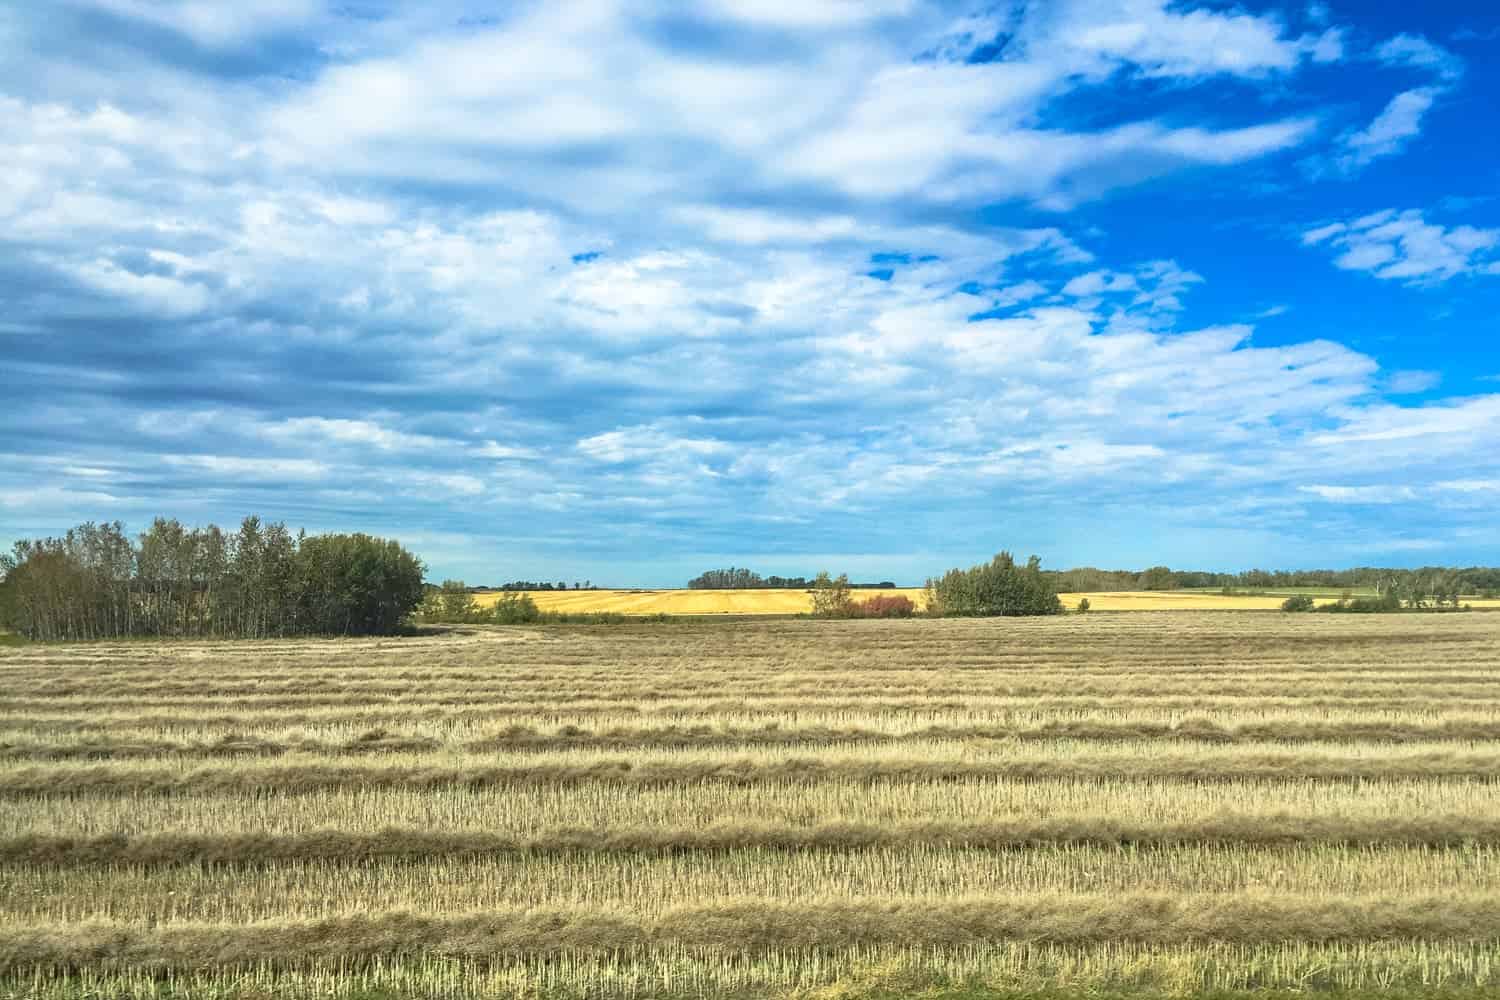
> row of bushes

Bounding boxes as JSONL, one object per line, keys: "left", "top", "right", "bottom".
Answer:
{"left": 1281, "top": 594, "right": 1472, "bottom": 614}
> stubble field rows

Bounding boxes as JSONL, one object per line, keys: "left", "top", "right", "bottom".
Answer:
{"left": 2, "top": 612, "right": 1500, "bottom": 998}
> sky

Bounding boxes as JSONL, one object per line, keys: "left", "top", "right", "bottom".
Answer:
{"left": 2, "top": 0, "right": 1499, "bottom": 586}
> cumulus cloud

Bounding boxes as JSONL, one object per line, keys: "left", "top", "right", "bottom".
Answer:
{"left": 1302, "top": 210, "right": 1499, "bottom": 284}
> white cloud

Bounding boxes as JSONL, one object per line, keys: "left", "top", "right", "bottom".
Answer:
{"left": 700, "top": 0, "right": 914, "bottom": 28}
{"left": 161, "top": 455, "right": 331, "bottom": 480}
{"left": 0, "top": 486, "right": 125, "bottom": 508}
{"left": 1062, "top": 270, "right": 1137, "bottom": 297}
{"left": 1302, "top": 210, "right": 1499, "bottom": 284}
{"left": 1317, "top": 34, "right": 1462, "bottom": 175}
{"left": 261, "top": 417, "right": 442, "bottom": 452}
{"left": 4, "top": 1, "right": 1498, "bottom": 570}
{"left": 578, "top": 423, "right": 733, "bottom": 464}
{"left": 477, "top": 441, "right": 540, "bottom": 460}
{"left": 392, "top": 471, "right": 486, "bottom": 496}
{"left": 67, "top": 258, "right": 211, "bottom": 316}
{"left": 1312, "top": 395, "right": 1500, "bottom": 445}
{"left": 1437, "top": 480, "right": 1500, "bottom": 494}
{"left": 1375, "top": 33, "right": 1464, "bottom": 81}
{"left": 1299, "top": 484, "right": 1418, "bottom": 503}
{"left": 1338, "top": 88, "right": 1438, "bottom": 169}
{"left": 254, "top": 1, "right": 1322, "bottom": 212}
{"left": 1028, "top": 0, "right": 1323, "bottom": 79}
{"left": 74, "top": 0, "right": 323, "bottom": 47}
{"left": 1383, "top": 370, "right": 1440, "bottom": 394}
{"left": 674, "top": 206, "right": 859, "bottom": 246}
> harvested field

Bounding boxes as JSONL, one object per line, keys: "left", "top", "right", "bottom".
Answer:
{"left": 3, "top": 612, "right": 1500, "bottom": 999}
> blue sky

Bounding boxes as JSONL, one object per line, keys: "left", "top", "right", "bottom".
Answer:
{"left": 2, "top": 0, "right": 1498, "bottom": 586}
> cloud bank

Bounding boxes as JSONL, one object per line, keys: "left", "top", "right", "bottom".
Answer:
{"left": 2, "top": 0, "right": 1498, "bottom": 581}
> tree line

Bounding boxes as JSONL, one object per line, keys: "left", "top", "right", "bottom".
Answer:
{"left": 477, "top": 581, "right": 598, "bottom": 592}
{"left": 689, "top": 567, "right": 896, "bottom": 590}
{"left": 697, "top": 563, "right": 1500, "bottom": 598}
{"left": 0, "top": 518, "right": 426, "bottom": 641}
{"left": 1049, "top": 564, "right": 1500, "bottom": 596}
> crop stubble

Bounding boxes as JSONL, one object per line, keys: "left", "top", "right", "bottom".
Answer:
{"left": 2, "top": 612, "right": 1500, "bottom": 998}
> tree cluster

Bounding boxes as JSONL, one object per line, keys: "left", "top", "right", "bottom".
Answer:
{"left": 0, "top": 518, "right": 426, "bottom": 641}
{"left": 688, "top": 567, "right": 774, "bottom": 589}
{"left": 807, "top": 574, "right": 915, "bottom": 618}
{"left": 926, "top": 552, "right": 1064, "bottom": 618}
{"left": 689, "top": 567, "right": 895, "bottom": 590}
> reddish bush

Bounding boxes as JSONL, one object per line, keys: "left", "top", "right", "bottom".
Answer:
{"left": 849, "top": 594, "right": 916, "bottom": 619}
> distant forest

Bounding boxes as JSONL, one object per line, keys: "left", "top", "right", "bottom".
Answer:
{"left": 1046, "top": 565, "right": 1500, "bottom": 595}
{"left": 689, "top": 564, "right": 1500, "bottom": 596}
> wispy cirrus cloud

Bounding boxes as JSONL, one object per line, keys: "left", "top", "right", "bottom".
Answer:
{"left": 1331, "top": 33, "right": 1463, "bottom": 172}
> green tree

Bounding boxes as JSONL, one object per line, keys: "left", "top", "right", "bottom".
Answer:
{"left": 436, "top": 579, "right": 480, "bottom": 622}
{"left": 927, "top": 552, "right": 1063, "bottom": 617}
{"left": 810, "top": 571, "right": 853, "bottom": 618}
{"left": 1138, "top": 566, "right": 1177, "bottom": 591}
{"left": 492, "top": 591, "right": 541, "bottom": 624}
{"left": 295, "top": 533, "right": 426, "bottom": 635}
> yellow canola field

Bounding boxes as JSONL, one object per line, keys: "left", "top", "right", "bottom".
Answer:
{"left": 472, "top": 587, "right": 925, "bottom": 615}
{"left": 464, "top": 588, "right": 1495, "bottom": 615}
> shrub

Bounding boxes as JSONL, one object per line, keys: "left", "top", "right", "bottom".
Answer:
{"left": 491, "top": 592, "right": 541, "bottom": 624}
{"left": 538, "top": 610, "right": 629, "bottom": 624}
{"left": 1316, "top": 593, "right": 1403, "bottom": 614}
{"left": 437, "top": 580, "right": 481, "bottom": 622}
{"left": 811, "top": 572, "right": 854, "bottom": 618}
{"left": 1280, "top": 595, "right": 1316, "bottom": 613}
{"left": 1076, "top": 597, "right": 1091, "bottom": 613}
{"left": 849, "top": 595, "right": 915, "bottom": 619}
{"left": 926, "top": 552, "right": 1063, "bottom": 618}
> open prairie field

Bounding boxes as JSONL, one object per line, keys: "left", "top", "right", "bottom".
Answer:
{"left": 477, "top": 588, "right": 1500, "bottom": 614}
{"left": 4, "top": 613, "right": 1500, "bottom": 1000}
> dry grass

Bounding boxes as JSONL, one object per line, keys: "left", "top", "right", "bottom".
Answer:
{"left": 3, "top": 613, "right": 1500, "bottom": 997}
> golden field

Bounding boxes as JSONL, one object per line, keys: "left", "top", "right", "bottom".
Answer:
{"left": 4, "top": 612, "right": 1500, "bottom": 998}
{"left": 476, "top": 587, "right": 1500, "bottom": 614}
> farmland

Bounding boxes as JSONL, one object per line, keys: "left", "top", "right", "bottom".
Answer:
{"left": 476, "top": 588, "right": 1500, "bottom": 614}
{"left": 3, "top": 613, "right": 1500, "bottom": 999}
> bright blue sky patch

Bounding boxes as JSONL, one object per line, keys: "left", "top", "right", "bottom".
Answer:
{"left": 1, "top": 0, "right": 1498, "bottom": 585}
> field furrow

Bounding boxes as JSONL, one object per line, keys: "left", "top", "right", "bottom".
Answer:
{"left": 5, "top": 613, "right": 1500, "bottom": 998}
